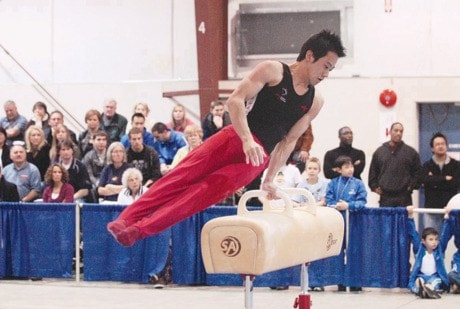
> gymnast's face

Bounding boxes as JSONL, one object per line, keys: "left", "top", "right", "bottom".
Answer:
{"left": 305, "top": 50, "right": 338, "bottom": 85}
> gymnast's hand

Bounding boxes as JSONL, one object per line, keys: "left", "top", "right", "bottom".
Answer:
{"left": 261, "top": 181, "right": 278, "bottom": 200}
{"left": 243, "top": 139, "right": 266, "bottom": 166}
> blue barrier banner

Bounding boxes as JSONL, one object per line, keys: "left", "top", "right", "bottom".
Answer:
{"left": 0, "top": 203, "right": 75, "bottom": 278}
{"left": 82, "top": 204, "right": 170, "bottom": 283}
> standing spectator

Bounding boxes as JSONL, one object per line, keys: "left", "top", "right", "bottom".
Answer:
{"left": 0, "top": 100, "right": 28, "bottom": 146}
{"left": 201, "top": 100, "right": 231, "bottom": 140}
{"left": 0, "top": 127, "right": 12, "bottom": 168}
{"left": 296, "top": 157, "right": 328, "bottom": 206}
{"left": 117, "top": 168, "right": 147, "bottom": 204}
{"left": 166, "top": 103, "right": 194, "bottom": 133}
{"left": 170, "top": 125, "right": 203, "bottom": 169}
{"left": 82, "top": 130, "right": 108, "bottom": 188}
{"left": 121, "top": 113, "right": 155, "bottom": 149}
{"left": 27, "top": 101, "right": 50, "bottom": 131}
{"left": 406, "top": 206, "right": 449, "bottom": 299}
{"left": 78, "top": 109, "right": 103, "bottom": 158}
{"left": 98, "top": 142, "right": 130, "bottom": 202}
{"left": 421, "top": 132, "right": 459, "bottom": 232}
{"left": 2, "top": 142, "right": 42, "bottom": 202}
{"left": 24, "top": 125, "right": 51, "bottom": 181}
{"left": 323, "top": 126, "right": 365, "bottom": 180}
{"left": 126, "top": 127, "right": 161, "bottom": 188}
{"left": 0, "top": 165, "right": 20, "bottom": 202}
{"left": 368, "top": 122, "right": 422, "bottom": 207}
{"left": 46, "top": 110, "right": 78, "bottom": 145}
{"left": 101, "top": 98, "right": 128, "bottom": 142}
{"left": 151, "top": 122, "right": 187, "bottom": 175}
{"left": 58, "top": 140, "right": 92, "bottom": 203}
{"left": 291, "top": 124, "right": 314, "bottom": 173}
{"left": 42, "top": 163, "right": 74, "bottom": 203}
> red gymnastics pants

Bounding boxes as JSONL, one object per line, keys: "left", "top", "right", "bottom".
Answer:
{"left": 117, "top": 125, "right": 269, "bottom": 238}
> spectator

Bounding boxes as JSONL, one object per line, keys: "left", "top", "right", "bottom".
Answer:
{"left": 151, "top": 122, "right": 187, "bottom": 175}
{"left": 291, "top": 124, "right": 314, "bottom": 173}
{"left": 126, "top": 127, "right": 161, "bottom": 188}
{"left": 0, "top": 100, "right": 28, "bottom": 146}
{"left": 27, "top": 101, "right": 50, "bottom": 131}
{"left": 368, "top": 122, "right": 422, "bottom": 207}
{"left": 121, "top": 113, "right": 155, "bottom": 149}
{"left": 201, "top": 100, "right": 231, "bottom": 140}
{"left": 46, "top": 110, "right": 78, "bottom": 145}
{"left": 0, "top": 127, "right": 12, "bottom": 168}
{"left": 98, "top": 142, "right": 130, "bottom": 202}
{"left": 58, "top": 140, "right": 92, "bottom": 203}
{"left": 117, "top": 168, "right": 147, "bottom": 204}
{"left": 42, "top": 163, "right": 74, "bottom": 203}
{"left": 170, "top": 125, "right": 203, "bottom": 169}
{"left": 326, "top": 155, "right": 367, "bottom": 292}
{"left": 2, "top": 142, "right": 41, "bottom": 202}
{"left": 406, "top": 206, "right": 449, "bottom": 299}
{"left": 101, "top": 98, "right": 128, "bottom": 142}
{"left": 0, "top": 165, "right": 20, "bottom": 202}
{"left": 323, "top": 126, "right": 365, "bottom": 180}
{"left": 82, "top": 130, "right": 108, "bottom": 188}
{"left": 296, "top": 157, "right": 328, "bottom": 206}
{"left": 24, "top": 125, "right": 51, "bottom": 181}
{"left": 78, "top": 109, "right": 103, "bottom": 158}
{"left": 421, "top": 132, "right": 459, "bottom": 233}
{"left": 166, "top": 103, "right": 194, "bottom": 133}
{"left": 444, "top": 202, "right": 460, "bottom": 294}
{"left": 50, "top": 124, "right": 80, "bottom": 162}
{"left": 132, "top": 102, "right": 153, "bottom": 131}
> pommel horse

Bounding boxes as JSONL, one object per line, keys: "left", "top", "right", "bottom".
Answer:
{"left": 201, "top": 188, "right": 345, "bottom": 309}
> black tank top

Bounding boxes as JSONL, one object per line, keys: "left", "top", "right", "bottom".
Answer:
{"left": 246, "top": 63, "right": 315, "bottom": 153}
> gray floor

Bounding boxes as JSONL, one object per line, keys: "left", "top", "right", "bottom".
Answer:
{"left": 0, "top": 279, "right": 458, "bottom": 309}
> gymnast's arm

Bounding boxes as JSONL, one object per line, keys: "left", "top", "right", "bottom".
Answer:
{"left": 261, "top": 95, "right": 324, "bottom": 198}
{"left": 226, "top": 61, "right": 283, "bottom": 167}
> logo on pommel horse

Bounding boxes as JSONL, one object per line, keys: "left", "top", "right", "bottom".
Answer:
{"left": 221, "top": 236, "right": 241, "bottom": 257}
{"left": 326, "top": 233, "right": 338, "bottom": 251}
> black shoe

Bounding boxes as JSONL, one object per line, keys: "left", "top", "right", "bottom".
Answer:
{"left": 310, "top": 286, "right": 325, "bottom": 292}
{"left": 149, "top": 274, "right": 166, "bottom": 289}
{"left": 337, "top": 284, "right": 346, "bottom": 292}
{"left": 416, "top": 278, "right": 425, "bottom": 298}
{"left": 422, "top": 283, "right": 441, "bottom": 299}
{"left": 350, "top": 287, "right": 362, "bottom": 292}
{"left": 270, "top": 286, "right": 289, "bottom": 291}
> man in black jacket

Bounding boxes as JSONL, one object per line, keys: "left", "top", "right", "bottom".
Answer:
{"left": 0, "top": 165, "right": 20, "bottom": 202}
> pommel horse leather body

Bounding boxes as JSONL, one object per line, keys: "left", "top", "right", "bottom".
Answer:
{"left": 201, "top": 188, "right": 345, "bottom": 276}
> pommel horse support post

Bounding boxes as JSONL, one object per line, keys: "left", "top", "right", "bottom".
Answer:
{"left": 201, "top": 188, "right": 345, "bottom": 309}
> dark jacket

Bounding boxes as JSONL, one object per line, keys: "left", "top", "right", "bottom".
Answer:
{"left": 421, "top": 157, "right": 459, "bottom": 208}
{"left": 0, "top": 177, "right": 20, "bottom": 202}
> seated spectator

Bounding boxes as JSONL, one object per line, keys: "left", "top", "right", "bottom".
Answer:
{"left": 132, "top": 102, "right": 153, "bottom": 132}
{"left": 166, "top": 103, "right": 194, "bottom": 133}
{"left": 0, "top": 127, "right": 12, "bottom": 168}
{"left": 117, "top": 168, "right": 147, "bottom": 204}
{"left": 78, "top": 109, "right": 103, "bottom": 158}
{"left": 42, "top": 163, "right": 74, "bottom": 203}
{"left": 126, "top": 127, "right": 161, "bottom": 188}
{"left": 0, "top": 100, "right": 28, "bottom": 146}
{"left": 27, "top": 101, "right": 50, "bottom": 131}
{"left": 82, "top": 130, "right": 108, "bottom": 187}
{"left": 121, "top": 113, "right": 155, "bottom": 149}
{"left": 58, "top": 140, "right": 92, "bottom": 203}
{"left": 170, "top": 125, "right": 203, "bottom": 169}
{"left": 50, "top": 124, "right": 80, "bottom": 162}
{"left": 0, "top": 165, "right": 20, "bottom": 202}
{"left": 2, "top": 142, "right": 41, "bottom": 202}
{"left": 201, "top": 100, "right": 231, "bottom": 140}
{"left": 151, "top": 122, "right": 187, "bottom": 175}
{"left": 296, "top": 157, "right": 328, "bottom": 206}
{"left": 101, "top": 98, "right": 128, "bottom": 142}
{"left": 98, "top": 142, "right": 130, "bottom": 202}
{"left": 25, "top": 125, "right": 51, "bottom": 181}
{"left": 46, "top": 110, "right": 78, "bottom": 145}
{"left": 406, "top": 206, "right": 450, "bottom": 299}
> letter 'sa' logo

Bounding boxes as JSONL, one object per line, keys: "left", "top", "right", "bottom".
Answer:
{"left": 221, "top": 236, "right": 241, "bottom": 257}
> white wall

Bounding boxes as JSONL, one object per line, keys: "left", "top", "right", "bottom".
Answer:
{"left": 0, "top": 0, "right": 459, "bottom": 207}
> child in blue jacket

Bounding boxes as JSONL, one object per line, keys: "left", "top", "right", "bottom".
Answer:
{"left": 406, "top": 206, "right": 450, "bottom": 299}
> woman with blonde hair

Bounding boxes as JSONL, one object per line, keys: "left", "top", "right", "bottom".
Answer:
{"left": 117, "top": 168, "right": 147, "bottom": 204}
{"left": 49, "top": 124, "right": 80, "bottom": 162}
{"left": 42, "top": 163, "right": 75, "bottom": 203}
{"left": 170, "top": 125, "right": 203, "bottom": 169}
{"left": 166, "top": 103, "right": 194, "bottom": 133}
{"left": 25, "top": 125, "right": 51, "bottom": 180}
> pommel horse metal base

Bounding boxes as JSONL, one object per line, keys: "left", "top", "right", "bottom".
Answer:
{"left": 201, "top": 188, "right": 345, "bottom": 309}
